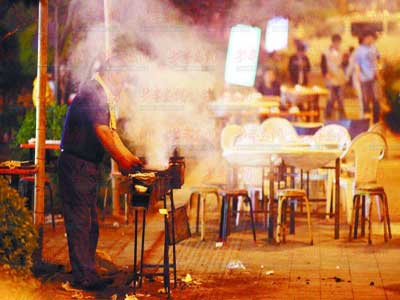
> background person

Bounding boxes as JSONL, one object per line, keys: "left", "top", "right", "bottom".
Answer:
{"left": 321, "top": 34, "right": 346, "bottom": 119}
{"left": 288, "top": 42, "right": 311, "bottom": 86}
{"left": 353, "top": 31, "right": 380, "bottom": 123}
{"left": 257, "top": 68, "right": 281, "bottom": 96}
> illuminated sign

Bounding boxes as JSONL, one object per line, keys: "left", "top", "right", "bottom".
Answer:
{"left": 265, "top": 17, "right": 289, "bottom": 52}
{"left": 225, "top": 24, "right": 261, "bottom": 87}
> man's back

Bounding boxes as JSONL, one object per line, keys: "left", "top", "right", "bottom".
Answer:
{"left": 61, "top": 80, "right": 109, "bottom": 164}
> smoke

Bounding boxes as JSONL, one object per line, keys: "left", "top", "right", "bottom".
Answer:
{"left": 66, "top": 0, "right": 226, "bottom": 169}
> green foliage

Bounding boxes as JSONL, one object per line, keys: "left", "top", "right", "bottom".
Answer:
{"left": 18, "top": 23, "right": 37, "bottom": 79}
{"left": 15, "top": 104, "right": 68, "bottom": 146}
{"left": 0, "top": 177, "right": 38, "bottom": 270}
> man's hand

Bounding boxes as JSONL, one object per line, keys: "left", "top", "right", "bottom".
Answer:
{"left": 95, "top": 125, "right": 144, "bottom": 174}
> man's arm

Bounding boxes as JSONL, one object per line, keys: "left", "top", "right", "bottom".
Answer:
{"left": 95, "top": 125, "right": 143, "bottom": 172}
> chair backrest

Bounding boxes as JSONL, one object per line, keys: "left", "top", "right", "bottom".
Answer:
{"left": 368, "top": 122, "right": 386, "bottom": 136}
{"left": 221, "top": 124, "right": 244, "bottom": 150}
{"left": 341, "top": 132, "right": 387, "bottom": 186}
{"left": 313, "top": 124, "right": 351, "bottom": 151}
{"left": 259, "top": 117, "right": 298, "bottom": 143}
{"left": 325, "top": 118, "right": 370, "bottom": 139}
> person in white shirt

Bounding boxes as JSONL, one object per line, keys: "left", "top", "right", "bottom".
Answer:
{"left": 321, "top": 34, "right": 346, "bottom": 119}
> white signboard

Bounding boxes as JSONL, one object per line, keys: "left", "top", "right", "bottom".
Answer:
{"left": 224, "top": 24, "right": 261, "bottom": 87}
{"left": 265, "top": 17, "right": 289, "bottom": 52}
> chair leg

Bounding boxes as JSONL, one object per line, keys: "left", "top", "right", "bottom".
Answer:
{"left": 349, "top": 195, "right": 358, "bottom": 242}
{"left": 382, "top": 191, "right": 392, "bottom": 239}
{"left": 195, "top": 193, "right": 201, "bottom": 234}
{"left": 276, "top": 197, "right": 285, "bottom": 243}
{"left": 325, "top": 169, "right": 333, "bottom": 219}
{"left": 247, "top": 196, "right": 256, "bottom": 242}
{"left": 235, "top": 196, "right": 243, "bottom": 226}
{"left": 282, "top": 200, "right": 288, "bottom": 244}
{"left": 212, "top": 192, "right": 221, "bottom": 215}
{"left": 368, "top": 196, "right": 373, "bottom": 244}
{"left": 354, "top": 195, "right": 361, "bottom": 240}
{"left": 200, "top": 194, "right": 206, "bottom": 241}
{"left": 380, "top": 193, "right": 388, "bottom": 242}
{"left": 303, "top": 196, "right": 313, "bottom": 245}
{"left": 227, "top": 196, "right": 232, "bottom": 237}
{"left": 289, "top": 200, "right": 295, "bottom": 234}
{"left": 361, "top": 195, "right": 366, "bottom": 237}
{"left": 375, "top": 195, "right": 382, "bottom": 222}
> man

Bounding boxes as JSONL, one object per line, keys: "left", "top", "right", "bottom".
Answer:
{"left": 288, "top": 42, "right": 311, "bottom": 86}
{"left": 322, "top": 34, "right": 346, "bottom": 119}
{"left": 353, "top": 31, "right": 380, "bottom": 123}
{"left": 58, "top": 57, "right": 143, "bottom": 290}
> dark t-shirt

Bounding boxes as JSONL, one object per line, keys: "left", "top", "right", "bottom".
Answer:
{"left": 257, "top": 81, "right": 281, "bottom": 96}
{"left": 60, "top": 80, "right": 109, "bottom": 164}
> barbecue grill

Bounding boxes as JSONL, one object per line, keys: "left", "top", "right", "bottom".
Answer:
{"left": 129, "top": 149, "right": 185, "bottom": 209}
{"left": 129, "top": 149, "right": 186, "bottom": 299}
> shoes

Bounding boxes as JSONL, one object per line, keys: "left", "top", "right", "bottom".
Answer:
{"left": 73, "top": 276, "right": 114, "bottom": 291}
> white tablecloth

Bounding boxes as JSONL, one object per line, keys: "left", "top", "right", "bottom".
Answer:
{"left": 223, "top": 144, "right": 341, "bottom": 171}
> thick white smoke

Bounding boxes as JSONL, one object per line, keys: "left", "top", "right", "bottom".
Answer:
{"left": 66, "top": 0, "right": 226, "bottom": 169}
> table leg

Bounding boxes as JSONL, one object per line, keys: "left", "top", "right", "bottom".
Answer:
{"left": 268, "top": 163, "right": 275, "bottom": 241}
{"left": 262, "top": 168, "right": 267, "bottom": 230}
{"left": 334, "top": 158, "right": 340, "bottom": 239}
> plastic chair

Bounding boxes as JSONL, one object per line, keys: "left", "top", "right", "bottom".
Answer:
{"left": 276, "top": 188, "right": 313, "bottom": 245}
{"left": 344, "top": 132, "right": 391, "bottom": 243}
{"left": 325, "top": 118, "right": 370, "bottom": 139}
{"left": 259, "top": 117, "right": 299, "bottom": 143}
{"left": 221, "top": 124, "right": 244, "bottom": 150}
{"left": 335, "top": 123, "right": 388, "bottom": 224}
{"left": 219, "top": 189, "right": 256, "bottom": 242}
{"left": 313, "top": 125, "right": 351, "bottom": 218}
{"left": 188, "top": 186, "right": 221, "bottom": 241}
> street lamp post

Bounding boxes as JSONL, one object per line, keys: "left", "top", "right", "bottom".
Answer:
{"left": 34, "top": 0, "right": 48, "bottom": 264}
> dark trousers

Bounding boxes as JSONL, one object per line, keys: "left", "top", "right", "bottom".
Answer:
{"left": 58, "top": 152, "right": 99, "bottom": 282}
{"left": 326, "top": 85, "right": 345, "bottom": 118}
{"left": 361, "top": 79, "right": 379, "bottom": 123}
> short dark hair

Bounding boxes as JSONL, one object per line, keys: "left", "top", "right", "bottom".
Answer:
{"left": 296, "top": 43, "right": 306, "bottom": 52}
{"left": 361, "top": 30, "right": 376, "bottom": 42}
{"left": 332, "top": 34, "right": 342, "bottom": 42}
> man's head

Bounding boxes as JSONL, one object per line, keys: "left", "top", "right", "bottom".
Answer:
{"left": 296, "top": 42, "right": 306, "bottom": 54}
{"left": 360, "top": 31, "right": 376, "bottom": 46}
{"left": 98, "top": 56, "right": 130, "bottom": 95}
{"left": 331, "top": 34, "right": 342, "bottom": 49}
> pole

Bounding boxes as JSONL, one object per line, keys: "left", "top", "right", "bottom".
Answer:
{"left": 54, "top": 2, "right": 59, "bottom": 103}
{"left": 34, "top": 0, "right": 48, "bottom": 264}
{"left": 103, "top": 0, "right": 121, "bottom": 217}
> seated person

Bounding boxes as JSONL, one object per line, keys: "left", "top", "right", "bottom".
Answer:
{"left": 257, "top": 69, "right": 281, "bottom": 96}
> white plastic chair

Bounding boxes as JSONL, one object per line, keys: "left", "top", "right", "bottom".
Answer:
{"left": 333, "top": 124, "right": 388, "bottom": 224}
{"left": 312, "top": 125, "right": 351, "bottom": 219}
{"left": 343, "top": 132, "right": 391, "bottom": 243}
{"left": 221, "top": 124, "right": 244, "bottom": 150}
{"left": 259, "top": 117, "right": 299, "bottom": 143}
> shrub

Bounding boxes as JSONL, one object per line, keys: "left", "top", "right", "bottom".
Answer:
{"left": 15, "top": 104, "right": 68, "bottom": 146}
{"left": 0, "top": 177, "right": 38, "bottom": 270}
